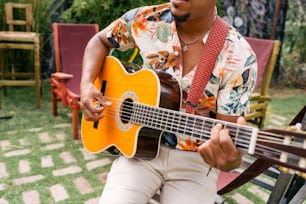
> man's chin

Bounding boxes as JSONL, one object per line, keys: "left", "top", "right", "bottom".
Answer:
{"left": 172, "top": 13, "right": 190, "bottom": 24}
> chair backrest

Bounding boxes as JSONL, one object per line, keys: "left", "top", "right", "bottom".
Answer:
{"left": 52, "top": 23, "right": 99, "bottom": 95}
{"left": 245, "top": 37, "right": 281, "bottom": 96}
{"left": 5, "top": 2, "right": 33, "bottom": 32}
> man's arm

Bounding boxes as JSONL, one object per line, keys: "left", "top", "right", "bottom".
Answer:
{"left": 80, "top": 29, "right": 114, "bottom": 121}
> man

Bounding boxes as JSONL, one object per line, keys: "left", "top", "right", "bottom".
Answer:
{"left": 80, "top": 0, "right": 257, "bottom": 203}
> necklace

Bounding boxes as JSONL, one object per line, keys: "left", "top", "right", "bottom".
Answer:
{"left": 177, "top": 31, "right": 202, "bottom": 52}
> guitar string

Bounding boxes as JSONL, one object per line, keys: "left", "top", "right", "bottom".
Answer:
{"left": 94, "top": 100, "right": 305, "bottom": 170}
{"left": 100, "top": 99, "right": 253, "bottom": 146}
{"left": 96, "top": 96, "right": 306, "bottom": 153}
{"left": 103, "top": 105, "right": 304, "bottom": 151}
{"left": 97, "top": 97, "right": 304, "bottom": 148}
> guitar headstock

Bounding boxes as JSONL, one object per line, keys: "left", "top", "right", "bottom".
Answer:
{"left": 256, "top": 123, "right": 306, "bottom": 176}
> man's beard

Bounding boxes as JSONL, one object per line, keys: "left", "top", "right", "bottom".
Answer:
{"left": 172, "top": 13, "right": 190, "bottom": 24}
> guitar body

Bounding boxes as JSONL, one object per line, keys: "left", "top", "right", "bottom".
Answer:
{"left": 81, "top": 56, "right": 181, "bottom": 159}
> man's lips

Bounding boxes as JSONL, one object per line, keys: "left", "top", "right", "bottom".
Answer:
{"left": 171, "top": 0, "right": 189, "bottom": 6}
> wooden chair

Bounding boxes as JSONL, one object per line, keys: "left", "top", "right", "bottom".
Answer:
{"left": 51, "top": 23, "right": 99, "bottom": 139}
{"left": 0, "top": 2, "right": 41, "bottom": 108}
{"left": 244, "top": 37, "right": 281, "bottom": 128}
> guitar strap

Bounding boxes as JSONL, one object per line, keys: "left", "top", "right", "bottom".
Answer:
{"left": 184, "top": 17, "right": 274, "bottom": 194}
{"left": 185, "top": 16, "right": 229, "bottom": 113}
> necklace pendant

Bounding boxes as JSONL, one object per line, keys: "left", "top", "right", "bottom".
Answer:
{"left": 182, "top": 44, "right": 188, "bottom": 52}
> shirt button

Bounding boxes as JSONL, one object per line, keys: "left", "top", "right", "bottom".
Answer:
{"left": 174, "top": 51, "right": 179, "bottom": 56}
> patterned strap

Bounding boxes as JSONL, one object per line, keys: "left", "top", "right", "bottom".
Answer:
{"left": 186, "top": 16, "right": 229, "bottom": 113}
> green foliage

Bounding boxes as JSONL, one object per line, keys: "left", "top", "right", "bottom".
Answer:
{"left": 279, "top": 0, "right": 305, "bottom": 88}
{"left": 59, "top": 0, "right": 168, "bottom": 28}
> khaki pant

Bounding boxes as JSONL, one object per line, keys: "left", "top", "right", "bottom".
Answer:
{"left": 99, "top": 145, "right": 219, "bottom": 204}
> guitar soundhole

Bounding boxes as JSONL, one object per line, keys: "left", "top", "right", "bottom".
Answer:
{"left": 121, "top": 98, "right": 134, "bottom": 124}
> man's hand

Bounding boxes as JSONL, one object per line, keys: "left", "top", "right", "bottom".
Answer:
{"left": 80, "top": 83, "right": 111, "bottom": 121}
{"left": 198, "top": 117, "right": 246, "bottom": 171}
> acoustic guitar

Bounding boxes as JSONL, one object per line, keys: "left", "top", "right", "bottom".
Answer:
{"left": 81, "top": 56, "right": 306, "bottom": 173}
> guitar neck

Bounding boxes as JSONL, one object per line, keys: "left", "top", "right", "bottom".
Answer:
{"left": 130, "top": 103, "right": 258, "bottom": 155}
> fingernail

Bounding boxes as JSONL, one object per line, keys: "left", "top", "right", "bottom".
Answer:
{"left": 103, "top": 101, "right": 112, "bottom": 106}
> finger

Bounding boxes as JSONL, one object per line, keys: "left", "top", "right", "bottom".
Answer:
{"left": 219, "top": 129, "right": 236, "bottom": 153}
{"left": 237, "top": 116, "right": 246, "bottom": 125}
{"left": 198, "top": 141, "right": 216, "bottom": 167}
{"left": 219, "top": 129, "right": 242, "bottom": 164}
{"left": 210, "top": 123, "right": 222, "bottom": 144}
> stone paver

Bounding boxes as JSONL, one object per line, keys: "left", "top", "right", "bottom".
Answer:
{"left": 0, "top": 163, "right": 9, "bottom": 179}
{"left": 232, "top": 193, "right": 254, "bottom": 204}
{"left": 0, "top": 198, "right": 9, "bottom": 204}
{"left": 0, "top": 140, "right": 10, "bottom": 151}
{"left": 74, "top": 176, "right": 93, "bottom": 195}
{"left": 80, "top": 148, "right": 97, "bottom": 160}
{"left": 86, "top": 158, "right": 113, "bottom": 170}
{"left": 53, "top": 166, "right": 82, "bottom": 176}
{"left": 39, "top": 132, "right": 51, "bottom": 143}
{"left": 4, "top": 149, "right": 31, "bottom": 157}
{"left": 60, "top": 151, "right": 76, "bottom": 163}
{"left": 56, "top": 132, "right": 66, "bottom": 141}
{"left": 22, "top": 190, "right": 40, "bottom": 204}
{"left": 13, "top": 175, "right": 45, "bottom": 185}
{"left": 19, "top": 138, "right": 29, "bottom": 146}
{"left": 41, "top": 143, "right": 65, "bottom": 151}
{"left": 248, "top": 185, "right": 269, "bottom": 202}
{"left": 50, "top": 184, "right": 69, "bottom": 202}
{"left": 0, "top": 183, "right": 6, "bottom": 191}
{"left": 19, "top": 159, "right": 31, "bottom": 174}
{"left": 41, "top": 155, "right": 54, "bottom": 168}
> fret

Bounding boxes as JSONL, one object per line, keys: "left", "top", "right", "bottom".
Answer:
{"left": 167, "top": 111, "right": 175, "bottom": 132}
{"left": 199, "top": 117, "right": 206, "bottom": 141}
{"left": 138, "top": 104, "right": 145, "bottom": 124}
{"left": 172, "top": 112, "right": 181, "bottom": 133}
{"left": 160, "top": 110, "right": 166, "bottom": 129}
{"left": 130, "top": 103, "right": 139, "bottom": 124}
{"left": 163, "top": 110, "right": 170, "bottom": 131}
{"left": 145, "top": 106, "right": 153, "bottom": 127}
{"left": 233, "top": 124, "right": 239, "bottom": 146}
{"left": 178, "top": 114, "right": 187, "bottom": 135}
{"left": 185, "top": 115, "right": 195, "bottom": 137}
{"left": 204, "top": 119, "right": 214, "bottom": 133}
{"left": 193, "top": 117, "right": 204, "bottom": 140}
{"left": 151, "top": 106, "right": 159, "bottom": 128}
{"left": 155, "top": 108, "right": 163, "bottom": 129}
{"left": 141, "top": 105, "right": 148, "bottom": 125}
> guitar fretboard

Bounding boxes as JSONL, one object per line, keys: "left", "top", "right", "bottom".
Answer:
{"left": 130, "top": 103, "right": 258, "bottom": 154}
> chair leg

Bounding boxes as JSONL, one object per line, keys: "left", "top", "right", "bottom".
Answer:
{"left": 52, "top": 92, "right": 58, "bottom": 116}
{"left": 0, "top": 49, "right": 7, "bottom": 96}
{"left": 72, "top": 107, "right": 79, "bottom": 140}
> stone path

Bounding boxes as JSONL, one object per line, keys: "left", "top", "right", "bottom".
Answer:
{"left": 0, "top": 117, "right": 284, "bottom": 204}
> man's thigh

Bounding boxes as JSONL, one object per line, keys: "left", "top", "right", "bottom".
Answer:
{"left": 99, "top": 156, "right": 162, "bottom": 204}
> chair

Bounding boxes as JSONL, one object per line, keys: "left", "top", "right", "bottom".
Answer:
{"left": 244, "top": 37, "right": 281, "bottom": 128}
{"left": 51, "top": 23, "right": 99, "bottom": 139}
{"left": 0, "top": 2, "right": 41, "bottom": 108}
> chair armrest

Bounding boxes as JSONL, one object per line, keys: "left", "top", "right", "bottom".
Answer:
{"left": 51, "top": 72, "right": 73, "bottom": 80}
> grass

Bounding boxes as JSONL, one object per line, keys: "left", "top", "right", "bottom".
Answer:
{"left": 0, "top": 81, "right": 305, "bottom": 204}
{"left": 0, "top": 81, "right": 113, "bottom": 203}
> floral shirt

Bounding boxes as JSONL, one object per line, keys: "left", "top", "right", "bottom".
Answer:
{"left": 105, "top": 3, "right": 257, "bottom": 151}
